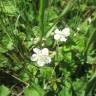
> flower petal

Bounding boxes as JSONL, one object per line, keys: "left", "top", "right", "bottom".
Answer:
{"left": 54, "top": 34, "right": 60, "bottom": 40}
{"left": 37, "top": 60, "right": 45, "bottom": 67}
{"left": 88, "top": 17, "right": 92, "bottom": 24}
{"left": 55, "top": 29, "right": 60, "bottom": 34}
{"left": 33, "top": 48, "right": 40, "bottom": 53}
{"left": 62, "top": 27, "right": 70, "bottom": 37}
{"left": 60, "top": 36, "right": 67, "bottom": 42}
{"left": 41, "top": 48, "right": 49, "bottom": 55}
{"left": 47, "top": 57, "right": 51, "bottom": 63}
{"left": 42, "top": 56, "right": 51, "bottom": 64}
{"left": 31, "top": 54, "right": 37, "bottom": 61}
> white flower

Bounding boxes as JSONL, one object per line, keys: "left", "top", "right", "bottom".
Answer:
{"left": 62, "top": 27, "right": 70, "bottom": 37}
{"left": 87, "top": 17, "right": 92, "bottom": 24}
{"left": 54, "top": 29, "right": 61, "bottom": 40}
{"left": 54, "top": 27, "right": 70, "bottom": 42}
{"left": 77, "top": 27, "right": 80, "bottom": 31}
{"left": 31, "top": 48, "right": 51, "bottom": 67}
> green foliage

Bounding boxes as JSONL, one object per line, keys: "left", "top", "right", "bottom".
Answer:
{"left": 84, "top": 72, "right": 96, "bottom": 96}
{"left": 59, "top": 81, "right": 72, "bottom": 96}
{"left": 24, "top": 84, "right": 45, "bottom": 96}
{"left": 0, "top": 85, "right": 10, "bottom": 96}
{"left": 0, "top": 0, "right": 96, "bottom": 96}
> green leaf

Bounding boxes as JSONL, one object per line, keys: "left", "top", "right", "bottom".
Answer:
{"left": 24, "top": 87, "right": 40, "bottom": 96}
{"left": 59, "top": 86, "right": 72, "bottom": 96}
{"left": 0, "top": 85, "right": 10, "bottom": 96}
{"left": 20, "top": 73, "right": 29, "bottom": 81}
{"left": 59, "top": 81, "right": 72, "bottom": 96}
{"left": 24, "top": 84, "right": 45, "bottom": 96}
{"left": 40, "top": 67, "right": 53, "bottom": 79}
{"left": 0, "top": 53, "right": 8, "bottom": 67}
{"left": 45, "top": 7, "right": 58, "bottom": 21}
{"left": 1, "top": 36, "right": 13, "bottom": 51}
{"left": 0, "top": 1, "right": 17, "bottom": 15}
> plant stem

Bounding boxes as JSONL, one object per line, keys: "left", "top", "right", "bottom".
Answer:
{"left": 39, "top": 0, "right": 45, "bottom": 41}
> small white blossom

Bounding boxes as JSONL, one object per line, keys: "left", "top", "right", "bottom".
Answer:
{"left": 62, "top": 27, "right": 70, "bottom": 37}
{"left": 77, "top": 27, "right": 80, "bottom": 31}
{"left": 54, "top": 29, "right": 61, "bottom": 40}
{"left": 54, "top": 27, "right": 70, "bottom": 42}
{"left": 31, "top": 48, "right": 51, "bottom": 67}
{"left": 87, "top": 17, "right": 92, "bottom": 24}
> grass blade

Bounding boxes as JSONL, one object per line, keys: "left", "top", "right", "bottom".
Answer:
{"left": 39, "top": 0, "right": 45, "bottom": 39}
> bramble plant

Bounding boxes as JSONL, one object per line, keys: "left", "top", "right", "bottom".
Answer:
{"left": 0, "top": 0, "right": 96, "bottom": 96}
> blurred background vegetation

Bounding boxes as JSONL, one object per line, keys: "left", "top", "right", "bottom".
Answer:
{"left": 0, "top": 0, "right": 96, "bottom": 96}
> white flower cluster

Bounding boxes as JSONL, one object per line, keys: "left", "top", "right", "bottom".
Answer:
{"left": 31, "top": 27, "right": 71, "bottom": 67}
{"left": 31, "top": 48, "right": 51, "bottom": 67}
{"left": 54, "top": 27, "right": 70, "bottom": 42}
